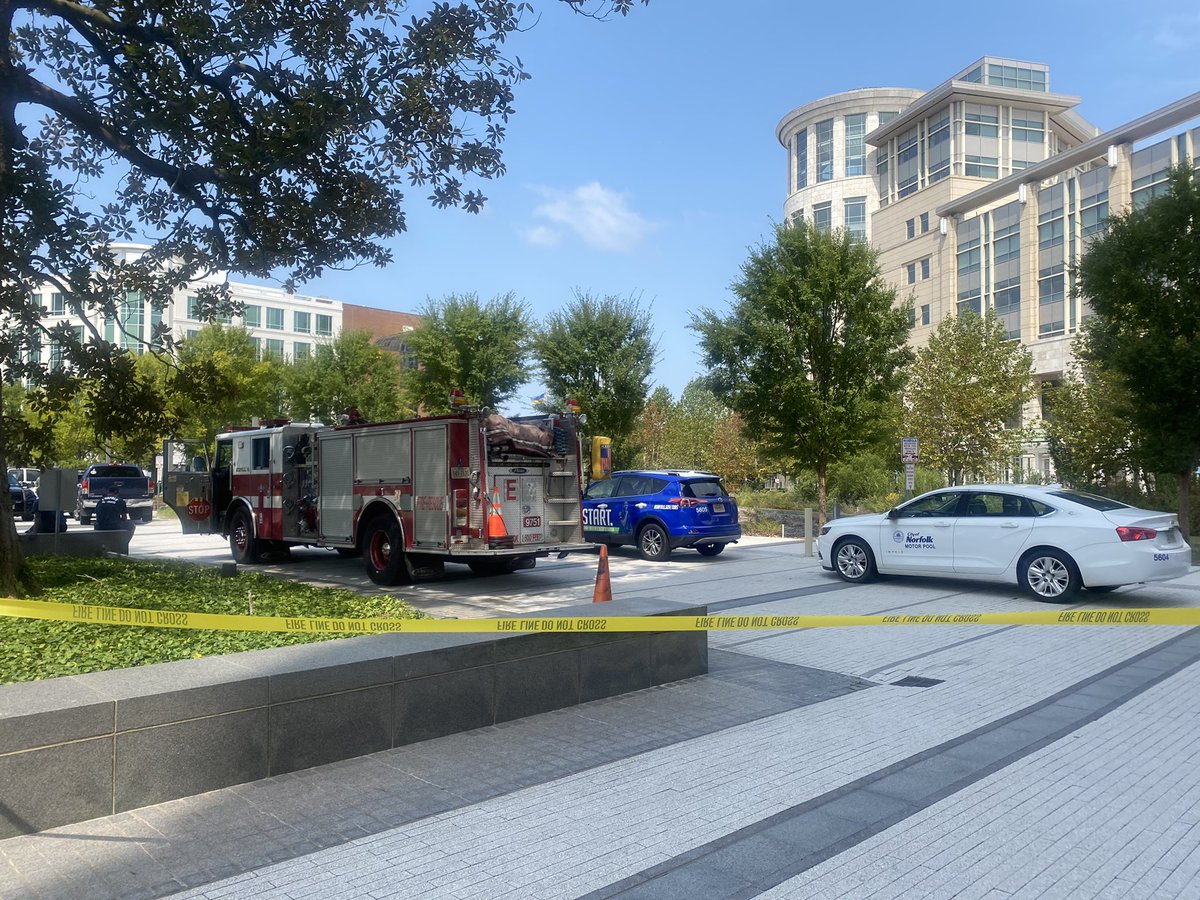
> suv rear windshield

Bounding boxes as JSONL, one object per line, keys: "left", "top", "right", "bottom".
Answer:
{"left": 89, "top": 465, "right": 144, "bottom": 478}
{"left": 682, "top": 479, "right": 727, "bottom": 499}
{"left": 1047, "top": 489, "right": 1131, "bottom": 512}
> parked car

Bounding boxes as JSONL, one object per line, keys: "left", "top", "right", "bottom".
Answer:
{"left": 7, "top": 471, "right": 37, "bottom": 521}
{"left": 582, "top": 469, "right": 740, "bottom": 560}
{"left": 817, "top": 484, "right": 1191, "bottom": 601}
{"left": 7, "top": 467, "right": 40, "bottom": 488}
{"left": 77, "top": 463, "right": 156, "bottom": 525}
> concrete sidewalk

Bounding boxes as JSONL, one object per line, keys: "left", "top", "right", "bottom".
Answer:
{"left": 4, "top": 559, "right": 1200, "bottom": 899}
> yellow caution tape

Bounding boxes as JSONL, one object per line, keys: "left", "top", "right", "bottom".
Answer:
{"left": 2, "top": 599, "right": 1200, "bottom": 634}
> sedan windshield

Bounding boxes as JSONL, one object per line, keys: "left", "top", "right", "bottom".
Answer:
{"left": 1046, "top": 489, "right": 1131, "bottom": 512}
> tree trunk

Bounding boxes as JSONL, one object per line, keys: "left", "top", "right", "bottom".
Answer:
{"left": 1179, "top": 470, "right": 1194, "bottom": 546}
{"left": 0, "top": 382, "right": 27, "bottom": 597}
{"left": 816, "top": 461, "right": 828, "bottom": 527}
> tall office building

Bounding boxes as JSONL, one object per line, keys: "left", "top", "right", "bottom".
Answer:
{"left": 777, "top": 58, "right": 1200, "bottom": 478}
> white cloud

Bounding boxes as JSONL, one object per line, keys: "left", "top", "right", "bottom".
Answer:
{"left": 523, "top": 182, "right": 654, "bottom": 253}
{"left": 1154, "top": 13, "right": 1200, "bottom": 50}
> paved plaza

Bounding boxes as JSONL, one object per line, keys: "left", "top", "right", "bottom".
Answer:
{"left": 3, "top": 535, "right": 1200, "bottom": 898}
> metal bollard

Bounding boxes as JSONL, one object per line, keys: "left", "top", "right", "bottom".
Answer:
{"left": 803, "top": 507, "right": 813, "bottom": 557}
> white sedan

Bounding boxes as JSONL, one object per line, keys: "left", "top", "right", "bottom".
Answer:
{"left": 817, "top": 484, "right": 1192, "bottom": 601}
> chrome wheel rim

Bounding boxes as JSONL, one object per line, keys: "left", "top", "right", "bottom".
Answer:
{"left": 836, "top": 543, "right": 868, "bottom": 580}
{"left": 641, "top": 528, "right": 664, "bottom": 557}
{"left": 233, "top": 521, "right": 249, "bottom": 554}
{"left": 1028, "top": 556, "right": 1069, "bottom": 597}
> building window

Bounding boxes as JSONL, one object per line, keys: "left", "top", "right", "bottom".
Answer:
{"left": 119, "top": 292, "right": 144, "bottom": 352}
{"left": 815, "top": 119, "right": 834, "bottom": 182}
{"left": 794, "top": 128, "right": 807, "bottom": 190}
{"left": 987, "top": 63, "right": 1046, "bottom": 92}
{"left": 956, "top": 218, "right": 982, "bottom": 316}
{"left": 876, "top": 153, "right": 890, "bottom": 207}
{"left": 1131, "top": 139, "right": 1172, "bottom": 209}
{"left": 1038, "top": 266, "right": 1065, "bottom": 337}
{"left": 920, "top": 213, "right": 929, "bottom": 233}
{"left": 1012, "top": 111, "right": 1045, "bottom": 144}
{"left": 844, "top": 197, "right": 867, "bottom": 242}
{"left": 921, "top": 304, "right": 931, "bottom": 326}
{"left": 266, "top": 307, "right": 283, "bottom": 330}
{"left": 993, "top": 277, "right": 1021, "bottom": 340}
{"left": 906, "top": 218, "right": 915, "bottom": 240}
{"left": 897, "top": 126, "right": 920, "bottom": 197}
{"left": 293, "top": 342, "right": 311, "bottom": 361}
{"left": 993, "top": 225, "right": 1020, "bottom": 264}
{"left": 316, "top": 314, "right": 333, "bottom": 336}
{"left": 844, "top": 114, "right": 867, "bottom": 177}
{"left": 965, "top": 105, "right": 999, "bottom": 138}
{"left": 51, "top": 292, "right": 66, "bottom": 316}
{"left": 186, "top": 295, "right": 200, "bottom": 319}
{"left": 250, "top": 336, "right": 261, "bottom": 357}
{"left": 906, "top": 262, "right": 917, "bottom": 285}
{"left": 965, "top": 154, "right": 999, "bottom": 178}
{"left": 927, "top": 110, "right": 951, "bottom": 183}
{"left": 878, "top": 111, "right": 898, "bottom": 124}
{"left": 921, "top": 258, "right": 930, "bottom": 280}
{"left": 150, "top": 303, "right": 164, "bottom": 350}
{"left": 241, "top": 305, "right": 261, "bottom": 328}
{"left": 789, "top": 209, "right": 804, "bottom": 228}
{"left": 812, "top": 202, "right": 832, "bottom": 234}
{"left": 186, "top": 329, "right": 198, "bottom": 340}
{"left": 265, "top": 338, "right": 284, "bottom": 358}
{"left": 1080, "top": 187, "right": 1109, "bottom": 239}
{"left": 294, "top": 311, "right": 310, "bottom": 333}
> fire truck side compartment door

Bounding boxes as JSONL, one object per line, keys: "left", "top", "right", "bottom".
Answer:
{"left": 163, "top": 440, "right": 217, "bottom": 535}
{"left": 319, "top": 434, "right": 354, "bottom": 541}
{"left": 413, "top": 426, "right": 448, "bottom": 548}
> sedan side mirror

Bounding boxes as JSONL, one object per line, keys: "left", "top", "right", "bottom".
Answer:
{"left": 887, "top": 507, "right": 900, "bottom": 519}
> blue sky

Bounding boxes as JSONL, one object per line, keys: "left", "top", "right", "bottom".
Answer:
{"left": 294, "top": 1, "right": 1200, "bottom": 412}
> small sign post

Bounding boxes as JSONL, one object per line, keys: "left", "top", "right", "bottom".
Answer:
{"left": 900, "top": 438, "right": 920, "bottom": 501}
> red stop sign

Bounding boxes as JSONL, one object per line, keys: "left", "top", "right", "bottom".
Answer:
{"left": 186, "top": 497, "right": 212, "bottom": 521}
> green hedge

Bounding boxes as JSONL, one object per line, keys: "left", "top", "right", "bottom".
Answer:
{"left": 2, "top": 557, "right": 424, "bottom": 685}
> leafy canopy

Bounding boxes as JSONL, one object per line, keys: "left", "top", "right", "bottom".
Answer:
{"left": 401, "top": 292, "right": 533, "bottom": 413}
{"left": 533, "top": 291, "right": 658, "bottom": 461}
{"left": 1075, "top": 163, "right": 1200, "bottom": 531}
{"left": 904, "top": 309, "right": 1033, "bottom": 485}
{"left": 692, "top": 222, "right": 912, "bottom": 520}
{"left": 285, "top": 330, "right": 407, "bottom": 425}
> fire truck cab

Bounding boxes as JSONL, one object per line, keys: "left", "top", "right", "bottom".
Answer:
{"left": 163, "top": 408, "right": 590, "bottom": 585}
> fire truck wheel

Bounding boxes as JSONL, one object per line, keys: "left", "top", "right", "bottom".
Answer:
{"left": 229, "top": 509, "right": 264, "bottom": 565}
{"left": 362, "top": 516, "right": 410, "bottom": 586}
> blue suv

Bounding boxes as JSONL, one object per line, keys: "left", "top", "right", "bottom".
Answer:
{"left": 582, "top": 470, "right": 741, "bottom": 560}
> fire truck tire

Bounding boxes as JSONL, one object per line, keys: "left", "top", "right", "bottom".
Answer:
{"left": 229, "top": 509, "right": 265, "bottom": 565}
{"left": 362, "top": 516, "right": 410, "bottom": 586}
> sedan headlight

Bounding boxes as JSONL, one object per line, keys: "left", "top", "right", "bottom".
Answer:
{"left": 819, "top": 525, "right": 831, "bottom": 536}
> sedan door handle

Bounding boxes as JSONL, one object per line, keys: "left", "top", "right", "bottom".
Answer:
{"left": 933, "top": 520, "right": 952, "bottom": 527}
{"left": 1002, "top": 522, "right": 1020, "bottom": 528}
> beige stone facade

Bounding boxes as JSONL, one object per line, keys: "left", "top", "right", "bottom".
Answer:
{"left": 777, "top": 58, "right": 1200, "bottom": 479}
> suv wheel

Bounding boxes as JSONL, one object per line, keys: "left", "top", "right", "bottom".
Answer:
{"left": 637, "top": 522, "right": 671, "bottom": 561}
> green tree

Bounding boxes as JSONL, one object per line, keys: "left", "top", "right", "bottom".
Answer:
{"left": 630, "top": 385, "right": 674, "bottom": 471}
{"left": 165, "top": 325, "right": 286, "bottom": 449}
{"left": 1044, "top": 358, "right": 1141, "bottom": 488}
{"left": 401, "top": 292, "right": 533, "bottom": 413}
{"left": 285, "top": 331, "right": 407, "bottom": 425}
{"left": 692, "top": 222, "right": 912, "bottom": 523}
{"left": 0, "top": 0, "right": 642, "bottom": 593}
{"left": 904, "top": 310, "right": 1034, "bottom": 485}
{"left": 1076, "top": 164, "right": 1200, "bottom": 535}
{"left": 533, "top": 291, "right": 658, "bottom": 462}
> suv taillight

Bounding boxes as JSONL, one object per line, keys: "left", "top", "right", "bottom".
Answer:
{"left": 1116, "top": 526, "right": 1157, "bottom": 542}
{"left": 670, "top": 497, "right": 701, "bottom": 507}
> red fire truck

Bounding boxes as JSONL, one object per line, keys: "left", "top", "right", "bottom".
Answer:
{"left": 163, "top": 404, "right": 591, "bottom": 584}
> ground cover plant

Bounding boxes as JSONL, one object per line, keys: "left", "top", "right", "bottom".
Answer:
{"left": 1, "top": 557, "right": 424, "bottom": 684}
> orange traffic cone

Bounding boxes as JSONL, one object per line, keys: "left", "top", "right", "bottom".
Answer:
{"left": 592, "top": 544, "right": 612, "bottom": 603}
{"left": 487, "top": 487, "right": 508, "bottom": 539}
